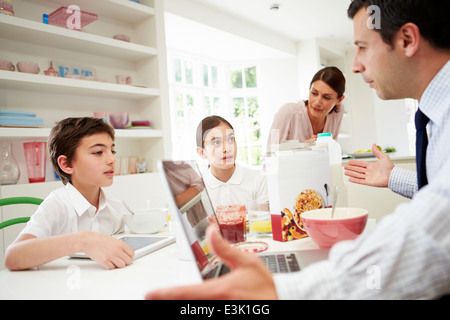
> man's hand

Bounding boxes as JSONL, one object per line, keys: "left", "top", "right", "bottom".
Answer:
{"left": 145, "top": 225, "right": 278, "bottom": 300}
{"left": 344, "top": 143, "right": 394, "bottom": 187}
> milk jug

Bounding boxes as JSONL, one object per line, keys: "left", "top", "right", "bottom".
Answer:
{"left": 315, "top": 133, "right": 348, "bottom": 207}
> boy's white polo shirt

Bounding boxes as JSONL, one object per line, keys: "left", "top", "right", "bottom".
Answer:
{"left": 203, "top": 164, "right": 269, "bottom": 209}
{"left": 20, "top": 183, "right": 125, "bottom": 238}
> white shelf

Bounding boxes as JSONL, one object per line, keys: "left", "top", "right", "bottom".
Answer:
{"left": 0, "top": 127, "right": 163, "bottom": 140}
{"left": 0, "top": 70, "right": 160, "bottom": 100}
{"left": 0, "top": 15, "right": 157, "bottom": 62}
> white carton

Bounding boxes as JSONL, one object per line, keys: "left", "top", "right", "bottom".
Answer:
{"left": 265, "top": 150, "right": 331, "bottom": 242}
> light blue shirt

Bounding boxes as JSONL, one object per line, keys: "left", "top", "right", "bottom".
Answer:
{"left": 389, "top": 60, "right": 450, "bottom": 199}
{"left": 275, "top": 60, "right": 450, "bottom": 299}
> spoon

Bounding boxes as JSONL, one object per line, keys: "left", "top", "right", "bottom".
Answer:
{"left": 331, "top": 186, "right": 338, "bottom": 219}
{"left": 122, "top": 201, "right": 135, "bottom": 215}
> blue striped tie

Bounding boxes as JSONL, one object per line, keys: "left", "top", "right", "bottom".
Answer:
{"left": 415, "top": 108, "right": 429, "bottom": 189}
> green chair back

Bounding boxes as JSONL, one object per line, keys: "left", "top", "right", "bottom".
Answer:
{"left": 0, "top": 197, "right": 43, "bottom": 230}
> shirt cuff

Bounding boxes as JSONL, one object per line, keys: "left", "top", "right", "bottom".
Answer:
{"left": 388, "top": 166, "right": 417, "bottom": 199}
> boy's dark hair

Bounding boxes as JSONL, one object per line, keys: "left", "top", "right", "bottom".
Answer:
{"left": 48, "top": 117, "right": 115, "bottom": 185}
{"left": 347, "top": 0, "right": 450, "bottom": 50}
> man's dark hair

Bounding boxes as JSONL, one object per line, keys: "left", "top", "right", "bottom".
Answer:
{"left": 347, "top": 0, "right": 450, "bottom": 50}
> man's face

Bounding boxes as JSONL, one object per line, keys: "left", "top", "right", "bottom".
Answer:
{"left": 351, "top": 8, "right": 407, "bottom": 100}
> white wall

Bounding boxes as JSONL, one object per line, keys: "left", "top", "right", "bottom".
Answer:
{"left": 258, "top": 57, "right": 300, "bottom": 149}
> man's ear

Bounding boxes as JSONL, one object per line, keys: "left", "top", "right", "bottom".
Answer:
{"left": 196, "top": 147, "right": 207, "bottom": 159}
{"left": 396, "top": 22, "right": 421, "bottom": 58}
{"left": 57, "top": 155, "right": 73, "bottom": 175}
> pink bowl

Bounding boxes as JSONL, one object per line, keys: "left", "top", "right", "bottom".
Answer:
{"left": 109, "top": 112, "right": 129, "bottom": 129}
{"left": 300, "top": 208, "right": 368, "bottom": 248}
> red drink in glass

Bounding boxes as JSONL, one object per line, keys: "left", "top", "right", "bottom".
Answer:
{"left": 216, "top": 205, "right": 246, "bottom": 243}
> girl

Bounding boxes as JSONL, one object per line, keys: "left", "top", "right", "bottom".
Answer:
{"left": 196, "top": 115, "right": 269, "bottom": 210}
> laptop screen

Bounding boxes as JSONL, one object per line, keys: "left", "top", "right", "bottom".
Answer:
{"left": 159, "top": 160, "right": 222, "bottom": 277}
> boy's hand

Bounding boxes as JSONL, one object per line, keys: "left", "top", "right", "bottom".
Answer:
{"left": 80, "top": 231, "right": 135, "bottom": 269}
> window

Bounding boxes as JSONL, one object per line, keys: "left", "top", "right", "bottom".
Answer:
{"left": 230, "top": 66, "right": 262, "bottom": 166}
{"left": 168, "top": 51, "right": 262, "bottom": 166}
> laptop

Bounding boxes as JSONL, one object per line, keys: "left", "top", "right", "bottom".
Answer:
{"left": 70, "top": 234, "right": 175, "bottom": 260}
{"left": 158, "top": 160, "right": 328, "bottom": 280}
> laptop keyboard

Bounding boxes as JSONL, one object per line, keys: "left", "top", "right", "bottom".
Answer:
{"left": 259, "top": 253, "right": 300, "bottom": 273}
{"left": 203, "top": 253, "right": 300, "bottom": 279}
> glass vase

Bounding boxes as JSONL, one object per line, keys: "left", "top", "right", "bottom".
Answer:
{"left": 0, "top": 142, "right": 20, "bottom": 185}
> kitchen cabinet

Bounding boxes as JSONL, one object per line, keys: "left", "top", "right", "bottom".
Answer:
{"left": 0, "top": 0, "right": 172, "bottom": 268}
{"left": 343, "top": 156, "right": 414, "bottom": 221}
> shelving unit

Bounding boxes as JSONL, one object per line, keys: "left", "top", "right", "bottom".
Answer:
{"left": 0, "top": 0, "right": 172, "bottom": 269}
{"left": 0, "top": 0, "right": 171, "bottom": 177}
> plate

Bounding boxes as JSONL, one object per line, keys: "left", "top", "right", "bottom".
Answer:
{"left": 0, "top": 111, "right": 36, "bottom": 117}
{"left": 0, "top": 116, "right": 43, "bottom": 126}
{"left": 233, "top": 241, "right": 268, "bottom": 253}
{"left": 126, "top": 126, "right": 152, "bottom": 129}
{"left": 349, "top": 152, "right": 375, "bottom": 158}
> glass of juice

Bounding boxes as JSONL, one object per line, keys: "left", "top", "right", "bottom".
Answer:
{"left": 215, "top": 204, "right": 246, "bottom": 243}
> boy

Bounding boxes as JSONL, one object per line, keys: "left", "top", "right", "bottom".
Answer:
{"left": 5, "top": 117, "right": 134, "bottom": 271}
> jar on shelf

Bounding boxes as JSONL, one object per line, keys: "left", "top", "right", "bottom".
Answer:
{"left": 0, "top": 143, "right": 20, "bottom": 185}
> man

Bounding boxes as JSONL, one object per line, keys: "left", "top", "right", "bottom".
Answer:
{"left": 146, "top": 0, "right": 450, "bottom": 299}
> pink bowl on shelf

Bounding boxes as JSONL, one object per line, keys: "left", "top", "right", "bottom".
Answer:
{"left": 113, "top": 34, "right": 131, "bottom": 42}
{"left": 300, "top": 208, "right": 368, "bottom": 248}
{"left": 109, "top": 112, "right": 129, "bottom": 129}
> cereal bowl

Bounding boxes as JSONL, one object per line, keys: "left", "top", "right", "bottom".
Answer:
{"left": 123, "top": 208, "right": 168, "bottom": 234}
{"left": 300, "top": 208, "right": 368, "bottom": 248}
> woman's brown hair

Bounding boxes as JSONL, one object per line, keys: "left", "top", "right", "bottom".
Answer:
{"left": 307, "top": 66, "right": 346, "bottom": 113}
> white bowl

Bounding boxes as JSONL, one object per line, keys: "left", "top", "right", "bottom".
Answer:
{"left": 123, "top": 208, "right": 168, "bottom": 234}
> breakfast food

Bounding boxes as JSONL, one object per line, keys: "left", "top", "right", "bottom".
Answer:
{"left": 280, "top": 208, "right": 308, "bottom": 241}
{"left": 293, "top": 189, "right": 324, "bottom": 227}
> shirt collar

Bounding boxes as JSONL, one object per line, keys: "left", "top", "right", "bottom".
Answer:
{"left": 205, "top": 165, "right": 244, "bottom": 189}
{"left": 419, "top": 59, "right": 450, "bottom": 125}
{"left": 65, "top": 183, "right": 106, "bottom": 216}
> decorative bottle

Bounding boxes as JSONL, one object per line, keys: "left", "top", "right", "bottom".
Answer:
{"left": 0, "top": 143, "right": 20, "bottom": 185}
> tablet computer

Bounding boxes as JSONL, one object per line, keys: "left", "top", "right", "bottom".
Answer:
{"left": 69, "top": 234, "right": 175, "bottom": 260}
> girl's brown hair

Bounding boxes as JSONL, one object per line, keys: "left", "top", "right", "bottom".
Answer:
{"left": 196, "top": 115, "right": 233, "bottom": 148}
{"left": 48, "top": 117, "right": 115, "bottom": 185}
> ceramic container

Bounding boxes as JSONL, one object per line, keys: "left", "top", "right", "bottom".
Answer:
{"left": 113, "top": 34, "right": 130, "bottom": 42}
{"left": 109, "top": 112, "right": 129, "bottom": 129}
{"left": 123, "top": 208, "right": 168, "bottom": 234}
{"left": 0, "top": 59, "right": 15, "bottom": 71}
{"left": 44, "top": 66, "right": 59, "bottom": 76}
{"left": 300, "top": 207, "right": 368, "bottom": 248}
{"left": 17, "top": 61, "right": 40, "bottom": 74}
{"left": 115, "top": 74, "right": 132, "bottom": 84}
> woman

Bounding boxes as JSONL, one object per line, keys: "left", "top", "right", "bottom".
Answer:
{"left": 196, "top": 115, "right": 268, "bottom": 210}
{"left": 268, "top": 66, "right": 346, "bottom": 144}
